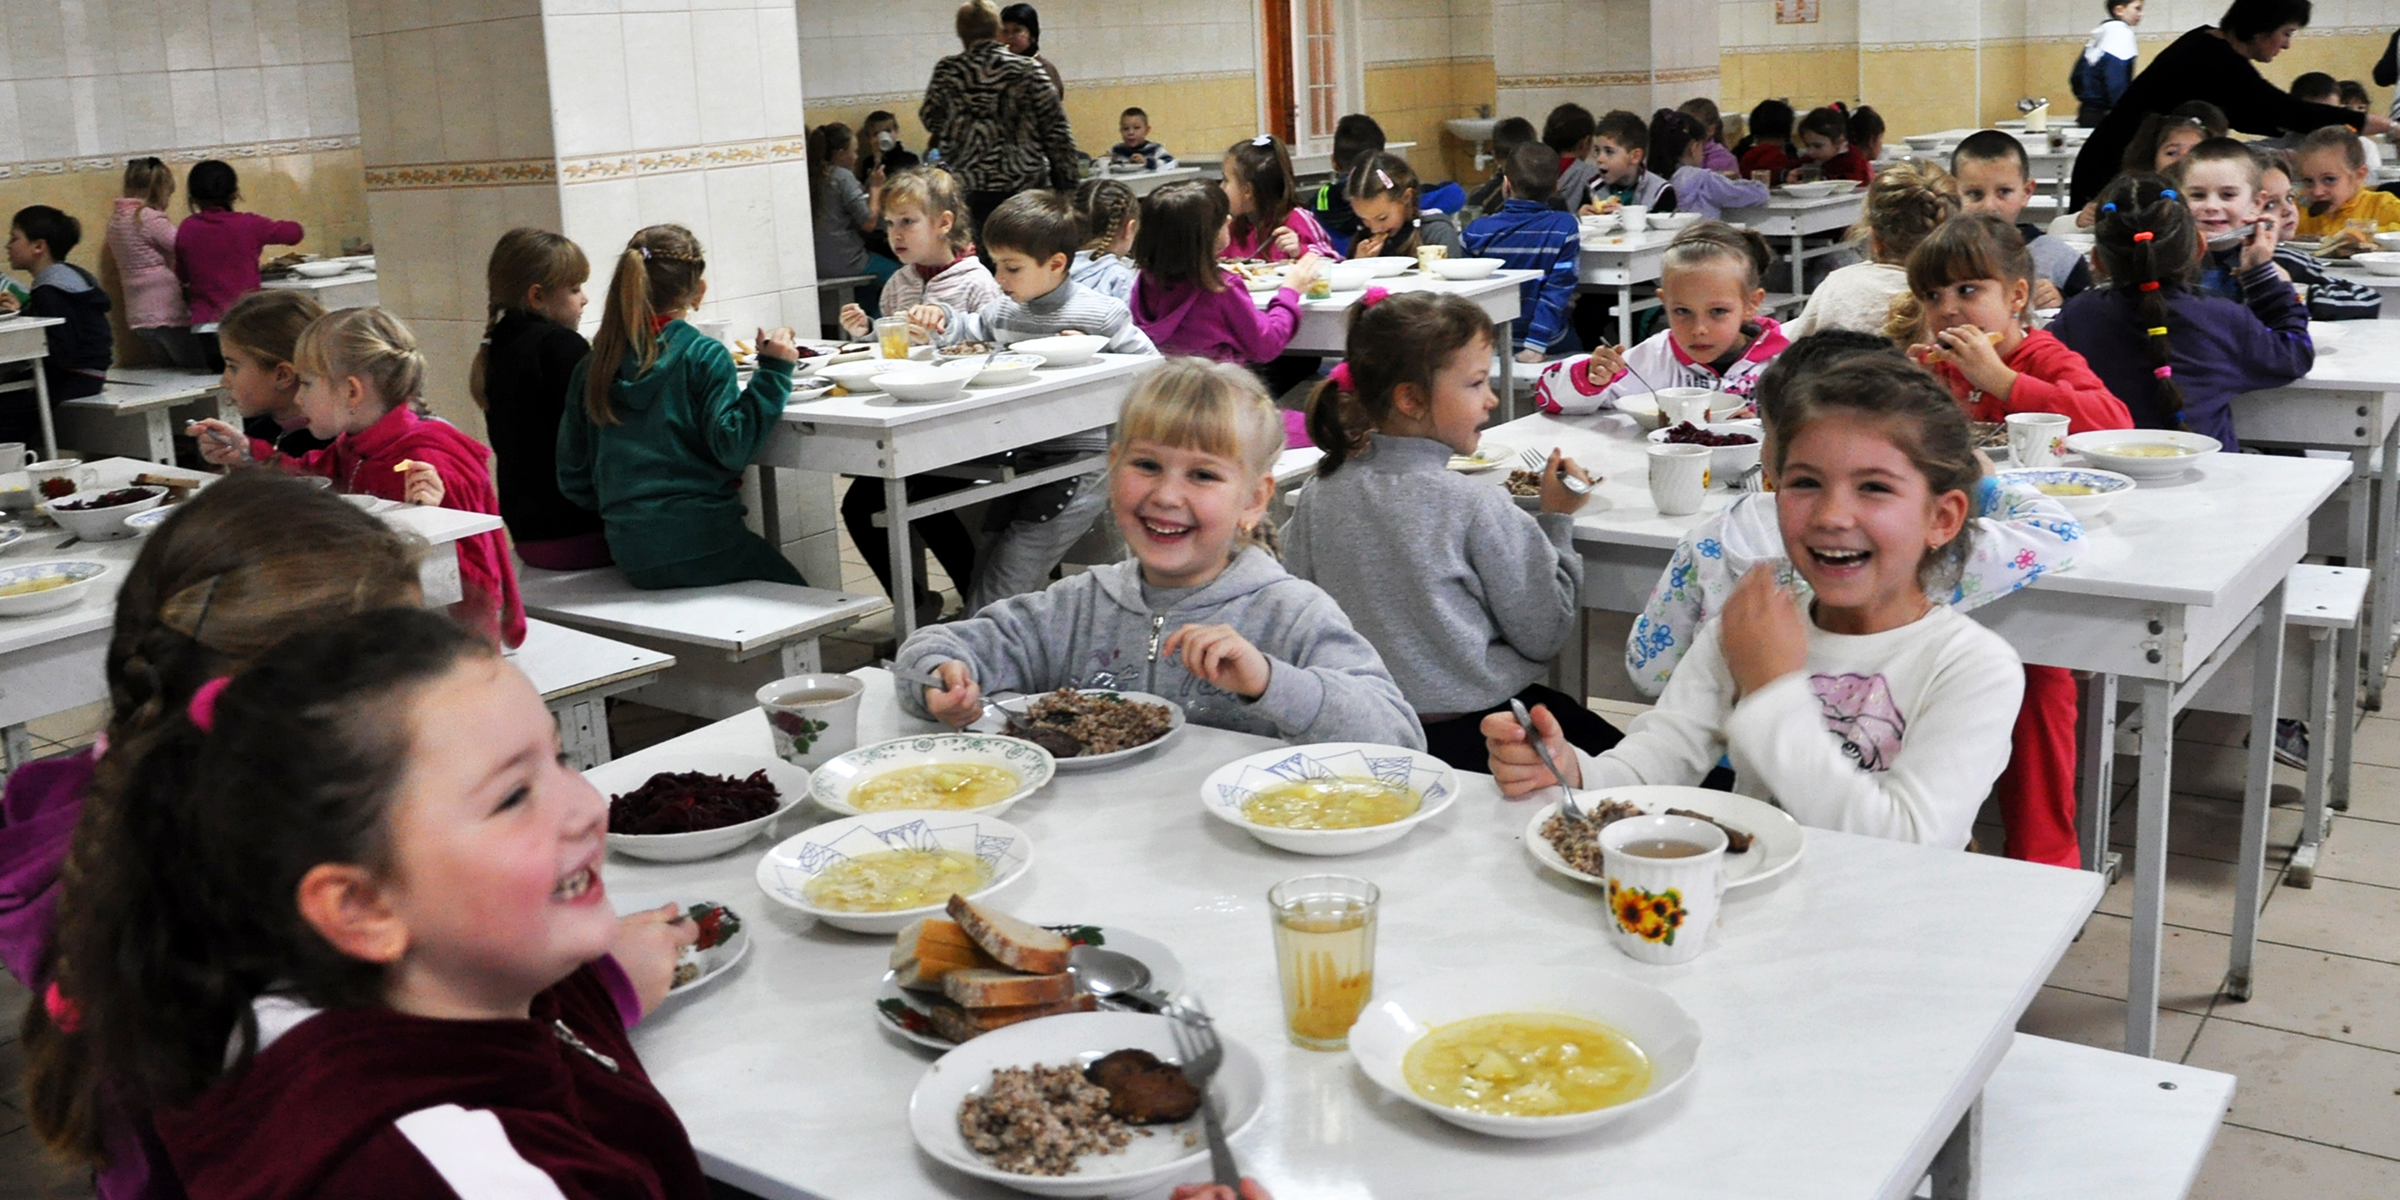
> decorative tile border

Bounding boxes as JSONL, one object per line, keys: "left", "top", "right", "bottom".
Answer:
{"left": 560, "top": 136, "right": 811, "bottom": 184}
{"left": 365, "top": 158, "right": 559, "bottom": 191}
{"left": 1497, "top": 66, "right": 1717, "bottom": 90}
{"left": 0, "top": 136, "right": 359, "bottom": 183}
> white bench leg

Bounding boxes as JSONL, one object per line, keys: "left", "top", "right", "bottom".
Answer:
{"left": 2333, "top": 619, "right": 2359, "bottom": 813}
{"left": 780, "top": 638, "right": 823, "bottom": 677}
{"left": 1926, "top": 1097, "right": 1982, "bottom": 1200}
{"left": 143, "top": 410, "right": 174, "bottom": 465}
{"left": 1, "top": 723, "right": 30, "bottom": 779}
{"left": 2226, "top": 586, "right": 2286, "bottom": 1005}
{"left": 32, "top": 367, "right": 56, "bottom": 463}
{"left": 555, "top": 698, "right": 613, "bottom": 771}
{"left": 2291, "top": 627, "right": 2337, "bottom": 888}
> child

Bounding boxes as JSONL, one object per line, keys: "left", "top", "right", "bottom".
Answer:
{"left": 1738, "top": 99, "right": 1801, "bottom": 184}
{"left": 1222, "top": 136, "right": 1341, "bottom": 262}
{"left": 1797, "top": 106, "right": 1873, "bottom": 184}
{"left": 1070, "top": 177, "right": 1139, "bottom": 300}
{"left": 1467, "top": 116, "right": 1538, "bottom": 216}
{"left": 1584, "top": 110, "right": 1672, "bottom": 214}
{"left": 1130, "top": 180, "right": 1323, "bottom": 366}
{"left": 1544, "top": 104, "right": 1601, "bottom": 215}
{"left": 1283, "top": 292, "right": 1609, "bottom": 769}
{"left": 2167, "top": 136, "right": 2282, "bottom": 299}
{"left": 1534, "top": 222, "right": 1787, "bottom": 413}
{"left": 1678, "top": 97, "right": 1740, "bottom": 175}
{"left": 1848, "top": 105, "right": 1887, "bottom": 163}
{"left": 857, "top": 109, "right": 920, "bottom": 177}
{"left": 1, "top": 208, "right": 112, "bottom": 439}
{"left": 904, "top": 190, "right": 1161, "bottom": 612}
{"left": 841, "top": 167, "right": 1003, "bottom": 335}
{"left": 472, "top": 227, "right": 611, "bottom": 571}
{"left": 27, "top": 608, "right": 708, "bottom": 1198}
{"left": 1311, "top": 113, "right": 1386, "bottom": 250}
{"left": 1620, "top": 332, "right": 2086, "bottom": 864}
{"left": 1903, "top": 215, "right": 2131, "bottom": 433}
{"left": 807, "top": 122, "right": 894, "bottom": 305}
{"left": 216, "top": 288, "right": 332, "bottom": 458}
{"left": 2256, "top": 146, "right": 2381, "bottom": 320}
{"left": 1345, "top": 154, "right": 1464, "bottom": 260}
{"left": 190, "top": 307, "right": 527, "bottom": 647}
{"left": 1490, "top": 353, "right": 2027, "bottom": 850}
{"left": 554, "top": 225, "right": 805, "bottom": 592}
{"left": 2292, "top": 123, "right": 2400, "bottom": 245}
{"left": 2073, "top": 0, "right": 2142, "bottom": 126}
{"left": 1652, "top": 108, "right": 1768, "bottom": 221}
{"left": 2120, "top": 112, "right": 2210, "bottom": 176}
{"left": 1950, "top": 130, "right": 2092, "bottom": 304}
{"left": 107, "top": 156, "right": 202, "bottom": 368}
{"left": 1786, "top": 162, "right": 1959, "bottom": 337}
{"left": 175, "top": 160, "right": 303, "bottom": 368}
{"left": 898, "top": 357, "right": 1420, "bottom": 748}
{"left": 2049, "top": 173, "right": 2311, "bottom": 449}
{"left": 1463, "top": 142, "right": 1582, "bottom": 362}
{"left": 1111, "top": 107, "right": 1173, "bottom": 169}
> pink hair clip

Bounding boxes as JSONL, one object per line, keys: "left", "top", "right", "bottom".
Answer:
{"left": 2153, "top": 365, "right": 2174, "bottom": 379}
{"left": 44, "top": 981, "right": 79, "bottom": 1033}
{"left": 188, "top": 676, "right": 232, "bottom": 732}
{"left": 1328, "top": 362, "right": 1355, "bottom": 392}
{"left": 1374, "top": 169, "right": 1393, "bottom": 190}
{"left": 1360, "top": 286, "right": 1391, "bottom": 308}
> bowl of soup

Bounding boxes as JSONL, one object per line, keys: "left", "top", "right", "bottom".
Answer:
{"left": 807, "top": 732, "right": 1056, "bottom": 819}
{"left": 753, "top": 810, "right": 1032, "bottom": 934}
{"left": 1348, "top": 966, "right": 1701, "bottom": 1138}
{"left": 1994, "top": 466, "right": 2136, "bottom": 519}
{"left": 2064, "top": 429, "right": 2220, "bottom": 481}
{"left": 1198, "top": 743, "right": 1458, "bottom": 855}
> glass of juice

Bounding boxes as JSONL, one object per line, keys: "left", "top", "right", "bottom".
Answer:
{"left": 1269, "top": 874, "right": 1379, "bottom": 1050}
{"left": 1414, "top": 243, "right": 1448, "bottom": 273}
{"left": 873, "top": 315, "right": 912, "bottom": 360}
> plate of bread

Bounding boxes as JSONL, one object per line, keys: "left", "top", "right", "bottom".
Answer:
{"left": 877, "top": 895, "right": 1186, "bottom": 1050}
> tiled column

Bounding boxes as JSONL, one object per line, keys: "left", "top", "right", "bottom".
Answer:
{"left": 1494, "top": 0, "right": 1718, "bottom": 128}
{"left": 346, "top": 0, "right": 839, "bottom": 586}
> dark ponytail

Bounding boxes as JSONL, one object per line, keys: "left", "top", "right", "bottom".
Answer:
{"left": 1307, "top": 291, "right": 1495, "bottom": 475}
{"left": 2090, "top": 173, "right": 2197, "bottom": 429}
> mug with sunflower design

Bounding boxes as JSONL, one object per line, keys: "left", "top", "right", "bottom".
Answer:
{"left": 1599, "top": 814, "right": 1728, "bottom": 965}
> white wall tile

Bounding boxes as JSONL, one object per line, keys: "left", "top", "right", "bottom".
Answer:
{"left": 381, "top": 0, "right": 433, "bottom": 35}
{"left": 217, "top": 66, "right": 268, "bottom": 143}
{"left": 0, "top": 87, "right": 22, "bottom": 165}
{"left": 433, "top": 21, "right": 499, "bottom": 162}
{"left": 557, "top": 177, "right": 643, "bottom": 267}
{"left": 168, "top": 69, "right": 223, "bottom": 147}
{"left": 260, "top": 63, "right": 310, "bottom": 138}
{"left": 767, "top": 157, "right": 817, "bottom": 289}
{"left": 632, "top": 168, "right": 711, "bottom": 245}
{"left": 702, "top": 163, "right": 778, "bottom": 300}
{"left": 253, "top": 0, "right": 304, "bottom": 64}
{"left": 544, "top": 14, "right": 634, "bottom": 158}
{"left": 209, "top": 0, "right": 263, "bottom": 68}
{"left": 307, "top": 61, "right": 357, "bottom": 139}
{"left": 488, "top": 18, "right": 553, "bottom": 159}
{"left": 61, "top": 0, "right": 112, "bottom": 77}
{"left": 383, "top": 45, "right": 446, "bottom": 161}
{"left": 69, "top": 77, "right": 103, "bottom": 158}
{"left": 119, "top": 72, "right": 177, "bottom": 151}
{"left": 693, "top": 8, "right": 768, "bottom": 145}
{"left": 622, "top": 13, "right": 702, "bottom": 150}
{"left": 11, "top": 3, "right": 69, "bottom": 81}
{"left": 759, "top": 3, "right": 806, "bottom": 137}
{"left": 301, "top": 0, "right": 353, "bottom": 60}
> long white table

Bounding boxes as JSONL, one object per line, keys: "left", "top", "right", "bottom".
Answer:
{"left": 61, "top": 367, "right": 232, "bottom": 465}
{"left": 0, "top": 458, "right": 504, "bottom": 771}
{"left": 1264, "top": 270, "right": 1532, "bottom": 416}
{"left": 1480, "top": 411, "right": 2347, "bottom": 1058}
{"left": 1576, "top": 228, "right": 1676, "bottom": 349}
{"left": 0, "top": 314, "right": 63, "bottom": 462}
{"left": 1719, "top": 194, "right": 1866, "bottom": 297}
{"left": 608, "top": 670, "right": 2102, "bottom": 1200}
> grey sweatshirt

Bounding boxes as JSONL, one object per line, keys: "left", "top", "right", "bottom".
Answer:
{"left": 934, "top": 276, "right": 1157, "bottom": 455}
{"left": 896, "top": 547, "right": 1424, "bottom": 748}
{"left": 1282, "top": 435, "right": 1581, "bottom": 715}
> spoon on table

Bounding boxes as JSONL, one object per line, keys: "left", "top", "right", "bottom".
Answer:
{"left": 1070, "top": 944, "right": 1168, "bottom": 1013}
{"left": 877, "top": 660, "right": 1075, "bottom": 751}
{"left": 1508, "top": 698, "right": 1588, "bottom": 822}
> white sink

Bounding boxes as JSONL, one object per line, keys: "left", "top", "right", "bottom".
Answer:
{"left": 1444, "top": 118, "right": 1500, "bottom": 143}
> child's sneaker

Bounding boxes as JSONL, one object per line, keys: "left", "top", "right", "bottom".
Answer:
{"left": 2273, "top": 718, "right": 2309, "bottom": 770}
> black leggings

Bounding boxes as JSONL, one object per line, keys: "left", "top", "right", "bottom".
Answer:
{"left": 840, "top": 476, "right": 981, "bottom": 601}
{"left": 1418, "top": 683, "right": 1624, "bottom": 774}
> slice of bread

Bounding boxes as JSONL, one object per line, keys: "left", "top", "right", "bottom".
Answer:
{"left": 927, "top": 993, "right": 1098, "bottom": 1042}
{"left": 942, "top": 968, "right": 1078, "bottom": 1009}
{"left": 891, "top": 917, "right": 1000, "bottom": 991}
{"left": 946, "top": 895, "right": 1072, "bottom": 975}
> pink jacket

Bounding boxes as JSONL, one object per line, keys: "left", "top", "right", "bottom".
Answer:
{"left": 176, "top": 209, "right": 303, "bottom": 325}
{"left": 107, "top": 199, "right": 187, "bottom": 328}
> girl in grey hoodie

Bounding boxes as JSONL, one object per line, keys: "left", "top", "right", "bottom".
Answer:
{"left": 898, "top": 358, "right": 1421, "bottom": 748}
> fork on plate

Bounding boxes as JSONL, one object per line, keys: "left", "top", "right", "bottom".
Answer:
{"left": 1515, "top": 446, "right": 1593, "bottom": 495}
{"left": 1167, "top": 999, "right": 1239, "bottom": 1188}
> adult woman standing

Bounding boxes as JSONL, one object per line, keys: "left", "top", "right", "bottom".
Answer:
{"left": 921, "top": 1, "right": 1080, "bottom": 249}
{"left": 1000, "top": 4, "right": 1065, "bottom": 99}
{"left": 2073, "top": 1, "right": 2144, "bottom": 128}
{"left": 2070, "top": 0, "right": 2392, "bottom": 207}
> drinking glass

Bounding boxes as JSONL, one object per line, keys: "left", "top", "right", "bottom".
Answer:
{"left": 1269, "top": 874, "right": 1379, "bottom": 1050}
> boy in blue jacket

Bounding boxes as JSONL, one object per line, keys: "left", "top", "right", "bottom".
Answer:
{"left": 1463, "top": 142, "right": 1581, "bottom": 363}
{"left": 0, "top": 206, "right": 112, "bottom": 445}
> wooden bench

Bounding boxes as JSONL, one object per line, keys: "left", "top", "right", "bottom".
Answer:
{"left": 58, "top": 368, "right": 231, "bottom": 464}
{"left": 505, "top": 619, "right": 677, "bottom": 769}
{"left": 515, "top": 565, "right": 888, "bottom": 719}
{"left": 1915, "top": 1033, "right": 2234, "bottom": 1199}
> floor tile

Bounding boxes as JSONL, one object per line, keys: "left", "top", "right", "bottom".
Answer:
{"left": 2186, "top": 1019, "right": 2400, "bottom": 1158}
{"left": 2095, "top": 849, "right": 2273, "bottom": 937}
{"left": 2175, "top": 708, "right": 2252, "bottom": 748}
{"left": 2040, "top": 912, "right": 2230, "bottom": 1017}
{"left": 2015, "top": 984, "right": 2203, "bottom": 1058}
{"left": 2313, "top": 814, "right": 2400, "bottom": 890}
{"left": 2256, "top": 876, "right": 2400, "bottom": 966}
{"left": 2332, "top": 761, "right": 2400, "bottom": 826}
{"left": 22, "top": 702, "right": 105, "bottom": 746}
{"left": 2205, "top": 942, "right": 2400, "bottom": 1056}
{"left": 2189, "top": 1124, "right": 2400, "bottom": 1200}
{"left": 2157, "top": 739, "right": 2305, "bottom": 803}
{"left": 0, "top": 1125, "right": 94, "bottom": 1199}
{"left": 2349, "top": 715, "right": 2400, "bottom": 770}
{"left": 2109, "top": 790, "right": 2304, "bottom": 867}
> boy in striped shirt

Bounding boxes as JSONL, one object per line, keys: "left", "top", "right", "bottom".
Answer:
{"left": 1462, "top": 142, "right": 1583, "bottom": 362}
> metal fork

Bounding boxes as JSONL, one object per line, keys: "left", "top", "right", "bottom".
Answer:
{"left": 1514, "top": 446, "right": 1593, "bottom": 495}
{"left": 1167, "top": 999, "right": 1238, "bottom": 1188}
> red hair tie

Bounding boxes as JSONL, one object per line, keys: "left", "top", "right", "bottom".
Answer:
{"left": 1360, "top": 286, "right": 1390, "bottom": 307}
{"left": 1328, "top": 362, "right": 1355, "bottom": 392}
{"left": 45, "top": 982, "right": 80, "bottom": 1033}
{"left": 2154, "top": 365, "right": 2174, "bottom": 379}
{"left": 2132, "top": 231, "right": 2155, "bottom": 243}
{"left": 2139, "top": 281, "right": 2161, "bottom": 292}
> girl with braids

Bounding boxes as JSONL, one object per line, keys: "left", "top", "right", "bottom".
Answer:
{"left": 1345, "top": 153, "right": 1463, "bottom": 261}
{"left": 1282, "top": 292, "right": 1610, "bottom": 770}
{"left": 1069, "top": 176, "right": 1138, "bottom": 300}
{"left": 2049, "top": 172, "right": 2310, "bottom": 448}
{"left": 556, "top": 224, "right": 810, "bottom": 589}
{"left": 25, "top": 608, "right": 706, "bottom": 1199}
{"left": 472, "top": 228, "right": 610, "bottom": 570}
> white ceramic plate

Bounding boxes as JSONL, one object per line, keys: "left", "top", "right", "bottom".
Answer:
{"left": 1613, "top": 392, "right": 1747, "bottom": 431}
{"left": 785, "top": 380, "right": 836, "bottom": 404}
{"left": 661, "top": 900, "right": 749, "bottom": 999}
{"left": 40, "top": 485, "right": 166, "bottom": 541}
{"left": 875, "top": 925, "right": 1187, "bottom": 1050}
{"left": 2064, "top": 429, "right": 2220, "bottom": 481}
{"left": 807, "top": 732, "right": 1056, "bottom": 818}
{"left": 589, "top": 751, "right": 810, "bottom": 863}
{"left": 122, "top": 506, "right": 175, "bottom": 534}
{"left": 907, "top": 1011, "right": 1266, "bottom": 1197}
{"left": 1522, "top": 785, "right": 1804, "bottom": 891}
{"left": 1994, "top": 466, "right": 2136, "bottom": 520}
{"left": 872, "top": 364, "right": 977, "bottom": 403}
{"left": 1012, "top": 333, "right": 1105, "bottom": 368}
{"left": 0, "top": 524, "right": 26, "bottom": 552}
{"left": 1448, "top": 442, "right": 1511, "bottom": 473}
{"left": 1428, "top": 256, "right": 1504, "bottom": 281}
{"left": 968, "top": 690, "right": 1186, "bottom": 771}
{"left": 1347, "top": 966, "right": 1701, "bottom": 1139}
{"left": 754, "top": 810, "right": 1033, "bottom": 934}
{"left": 1197, "top": 742, "right": 1458, "bottom": 856}
{"left": 0, "top": 559, "right": 107, "bottom": 618}
{"left": 821, "top": 360, "right": 892, "bottom": 392}
{"left": 1351, "top": 255, "right": 1415, "bottom": 277}
{"left": 970, "top": 353, "right": 1047, "bottom": 387}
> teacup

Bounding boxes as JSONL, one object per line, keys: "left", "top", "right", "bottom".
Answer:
{"left": 1599, "top": 814, "right": 1728, "bottom": 965}
{"left": 1646, "top": 443, "right": 1711, "bottom": 517}
{"left": 2006, "top": 412, "right": 2071, "bottom": 469}
{"left": 756, "top": 674, "right": 865, "bottom": 769}
{"left": 26, "top": 459, "right": 94, "bottom": 502}
{"left": 1654, "top": 386, "right": 1716, "bottom": 427}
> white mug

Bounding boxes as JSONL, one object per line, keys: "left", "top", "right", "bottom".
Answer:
{"left": 0, "top": 442, "right": 25, "bottom": 472}
{"left": 1618, "top": 204, "right": 1650, "bottom": 233}
{"left": 26, "top": 459, "right": 95, "bottom": 502}
{"left": 1600, "top": 814, "right": 1728, "bottom": 966}
{"left": 2006, "top": 411, "right": 2071, "bottom": 469}
{"left": 757, "top": 673, "right": 866, "bottom": 769}
{"left": 1646, "top": 443, "right": 1712, "bottom": 516}
{"left": 1655, "top": 386, "right": 1715, "bottom": 427}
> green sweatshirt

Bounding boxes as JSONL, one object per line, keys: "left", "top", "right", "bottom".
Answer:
{"left": 555, "top": 320, "right": 792, "bottom": 575}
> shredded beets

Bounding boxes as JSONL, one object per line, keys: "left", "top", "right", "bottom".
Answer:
{"left": 1661, "top": 421, "right": 1756, "bottom": 448}
{"left": 608, "top": 769, "right": 780, "bottom": 835}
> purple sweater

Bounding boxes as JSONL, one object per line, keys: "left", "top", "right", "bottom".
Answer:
{"left": 1130, "top": 270, "right": 1304, "bottom": 364}
{"left": 2047, "top": 263, "right": 2312, "bottom": 450}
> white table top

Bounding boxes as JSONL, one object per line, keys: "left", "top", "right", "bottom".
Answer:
{"left": 1263, "top": 270, "right": 1536, "bottom": 356}
{"left": 261, "top": 269, "right": 378, "bottom": 292}
{"left": 516, "top": 566, "right": 885, "bottom": 656}
{"left": 1483, "top": 412, "right": 2348, "bottom": 609}
{"left": 2267, "top": 318, "right": 2400, "bottom": 390}
{"left": 76, "top": 366, "right": 224, "bottom": 412}
{"left": 610, "top": 670, "right": 2101, "bottom": 1200}
{"left": 781, "top": 354, "right": 1158, "bottom": 432}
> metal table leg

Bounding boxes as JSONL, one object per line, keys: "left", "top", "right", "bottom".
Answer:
{"left": 2077, "top": 672, "right": 2122, "bottom": 879}
{"left": 2126, "top": 675, "right": 2175, "bottom": 1057}
{"left": 1499, "top": 318, "right": 1518, "bottom": 422}
{"left": 2366, "top": 414, "right": 2400, "bottom": 710}
{"left": 1789, "top": 232, "right": 1808, "bottom": 296}
{"left": 1616, "top": 284, "right": 1633, "bottom": 351}
{"left": 2225, "top": 584, "right": 2286, "bottom": 1002}
{"left": 32, "top": 368, "right": 54, "bottom": 463}
{"left": 2291, "top": 626, "right": 2336, "bottom": 888}
{"left": 1927, "top": 1098, "right": 1982, "bottom": 1200}
{"left": 886, "top": 474, "right": 916, "bottom": 642}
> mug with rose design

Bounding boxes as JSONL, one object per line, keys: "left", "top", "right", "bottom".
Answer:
{"left": 1599, "top": 814, "right": 1727, "bottom": 965}
{"left": 2004, "top": 412, "right": 2071, "bottom": 469}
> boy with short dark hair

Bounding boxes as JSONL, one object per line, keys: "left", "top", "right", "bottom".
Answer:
{"left": 1110, "top": 107, "right": 1172, "bottom": 169}
{"left": 0, "top": 205, "right": 112, "bottom": 442}
{"left": 1468, "top": 116, "right": 1539, "bottom": 215}
{"left": 1312, "top": 113, "right": 1386, "bottom": 249}
{"left": 1737, "top": 99, "right": 1799, "bottom": 184}
{"left": 1543, "top": 103, "right": 1600, "bottom": 215}
{"left": 1588, "top": 109, "right": 1670, "bottom": 211}
{"left": 1463, "top": 143, "right": 1580, "bottom": 361}
{"left": 1796, "top": 107, "right": 1872, "bottom": 183}
{"left": 1951, "top": 130, "right": 2092, "bottom": 303}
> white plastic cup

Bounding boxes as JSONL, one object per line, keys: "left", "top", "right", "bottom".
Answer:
{"left": 1618, "top": 204, "right": 1650, "bottom": 233}
{"left": 1599, "top": 814, "right": 1728, "bottom": 965}
{"left": 2006, "top": 411, "right": 2072, "bottom": 469}
{"left": 0, "top": 443, "right": 25, "bottom": 472}
{"left": 1646, "top": 443, "right": 1712, "bottom": 516}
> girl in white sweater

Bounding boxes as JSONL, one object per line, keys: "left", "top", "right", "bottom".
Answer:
{"left": 1486, "top": 353, "right": 2024, "bottom": 850}
{"left": 1784, "top": 161, "right": 1960, "bottom": 337}
{"left": 840, "top": 168, "right": 1000, "bottom": 338}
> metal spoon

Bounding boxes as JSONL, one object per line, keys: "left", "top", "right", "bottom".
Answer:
{"left": 1070, "top": 945, "right": 1168, "bottom": 1013}
{"left": 1508, "top": 698, "right": 1587, "bottom": 822}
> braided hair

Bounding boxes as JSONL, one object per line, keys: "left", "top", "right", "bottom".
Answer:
{"left": 584, "top": 224, "right": 706, "bottom": 425}
{"left": 2089, "top": 172, "right": 2198, "bottom": 430}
